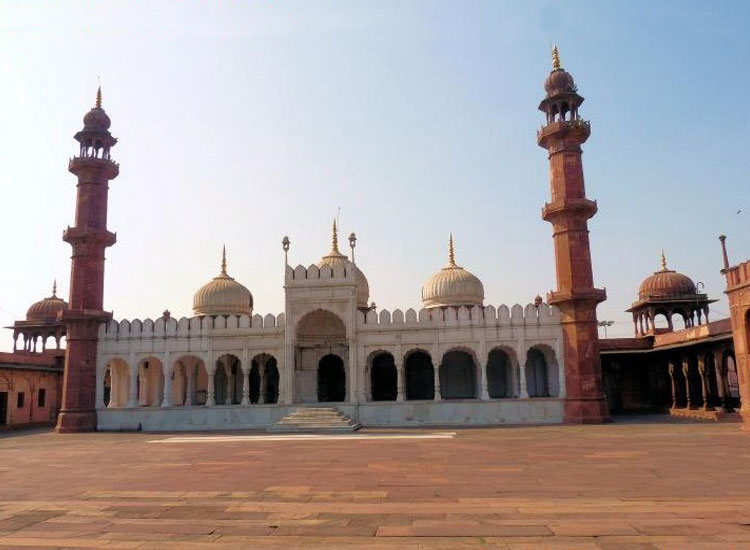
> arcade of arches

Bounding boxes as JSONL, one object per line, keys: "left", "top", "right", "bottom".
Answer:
{"left": 369, "top": 346, "right": 559, "bottom": 402}
{"left": 101, "top": 343, "right": 562, "bottom": 408}
{"left": 601, "top": 345, "right": 740, "bottom": 414}
{"left": 102, "top": 353, "right": 280, "bottom": 409}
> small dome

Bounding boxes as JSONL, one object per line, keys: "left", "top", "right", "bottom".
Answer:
{"left": 422, "top": 235, "right": 484, "bottom": 309}
{"left": 193, "top": 248, "right": 253, "bottom": 316}
{"left": 544, "top": 46, "right": 576, "bottom": 96}
{"left": 26, "top": 281, "right": 67, "bottom": 322}
{"left": 638, "top": 253, "right": 697, "bottom": 300}
{"left": 317, "top": 220, "right": 369, "bottom": 309}
{"left": 82, "top": 87, "right": 111, "bottom": 131}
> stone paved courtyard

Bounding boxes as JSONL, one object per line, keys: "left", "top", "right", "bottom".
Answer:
{"left": 1, "top": 418, "right": 749, "bottom": 549}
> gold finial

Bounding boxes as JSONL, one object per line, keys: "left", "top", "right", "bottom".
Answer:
{"left": 221, "top": 245, "right": 228, "bottom": 276}
{"left": 96, "top": 86, "right": 102, "bottom": 109}
{"left": 552, "top": 45, "right": 561, "bottom": 71}
{"left": 661, "top": 250, "right": 668, "bottom": 271}
{"left": 448, "top": 233, "right": 456, "bottom": 267}
{"left": 331, "top": 218, "right": 340, "bottom": 253}
{"left": 52, "top": 279, "right": 57, "bottom": 297}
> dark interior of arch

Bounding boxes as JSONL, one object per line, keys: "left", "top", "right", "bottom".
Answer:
{"left": 249, "top": 356, "right": 280, "bottom": 404}
{"left": 405, "top": 351, "right": 434, "bottom": 400}
{"left": 525, "top": 348, "right": 549, "bottom": 398}
{"left": 370, "top": 353, "right": 397, "bottom": 401}
{"left": 439, "top": 350, "right": 476, "bottom": 399}
{"left": 318, "top": 354, "right": 346, "bottom": 402}
{"left": 487, "top": 349, "right": 513, "bottom": 398}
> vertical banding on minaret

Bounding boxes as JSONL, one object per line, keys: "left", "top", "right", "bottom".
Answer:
{"left": 537, "top": 47, "right": 610, "bottom": 423}
{"left": 55, "top": 88, "right": 119, "bottom": 433}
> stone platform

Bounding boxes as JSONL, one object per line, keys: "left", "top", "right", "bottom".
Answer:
{"left": 1, "top": 417, "right": 750, "bottom": 548}
{"left": 669, "top": 407, "right": 742, "bottom": 422}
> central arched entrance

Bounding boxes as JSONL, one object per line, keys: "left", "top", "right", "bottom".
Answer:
{"left": 295, "top": 309, "right": 348, "bottom": 403}
{"left": 318, "top": 354, "right": 346, "bottom": 402}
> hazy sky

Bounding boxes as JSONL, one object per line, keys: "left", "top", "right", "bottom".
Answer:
{"left": 1, "top": 1, "right": 749, "bottom": 349}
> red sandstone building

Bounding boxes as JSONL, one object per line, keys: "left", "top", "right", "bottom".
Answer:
{"left": 1, "top": 49, "right": 748, "bottom": 431}
{"left": 0, "top": 284, "right": 66, "bottom": 428}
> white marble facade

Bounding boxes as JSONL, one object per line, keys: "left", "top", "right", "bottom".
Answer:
{"left": 97, "top": 250, "right": 565, "bottom": 431}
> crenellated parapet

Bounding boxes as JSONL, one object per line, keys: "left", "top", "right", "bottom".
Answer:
{"left": 285, "top": 263, "right": 355, "bottom": 283}
{"left": 357, "top": 303, "right": 560, "bottom": 327}
{"left": 98, "top": 312, "right": 286, "bottom": 341}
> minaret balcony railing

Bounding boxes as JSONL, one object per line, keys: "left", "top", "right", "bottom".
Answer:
{"left": 541, "top": 198, "right": 598, "bottom": 223}
{"left": 68, "top": 156, "right": 120, "bottom": 179}
{"left": 62, "top": 226, "right": 117, "bottom": 247}
{"left": 537, "top": 119, "right": 591, "bottom": 145}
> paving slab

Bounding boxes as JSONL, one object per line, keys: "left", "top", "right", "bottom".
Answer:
{"left": 0, "top": 418, "right": 749, "bottom": 547}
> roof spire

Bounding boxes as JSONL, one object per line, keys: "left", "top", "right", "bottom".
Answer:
{"left": 661, "top": 250, "right": 668, "bottom": 271}
{"left": 331, "top": 218, "right": 340, "bottom": 253}
{"left": 52, "top": 279, "right": 57, "bottom": 297}
{"left": 96, "top": 86, "right": 102, "bottom": 109}
{"left": 221, "top": 245, "right": 227, "bottom": 276}
{"left": 448, "top": 233, "right": 456, "bottom": 267}
{"left": 552, "top": 45, "right": 561, "bottom": 71}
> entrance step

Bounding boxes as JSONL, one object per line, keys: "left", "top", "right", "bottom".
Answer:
{"left": 270, "top": 407, "right": 361, "bottom": 433}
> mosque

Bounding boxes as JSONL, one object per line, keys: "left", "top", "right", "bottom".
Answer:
{"left": 1, "top": 49, "right": 749, "bottom": 432}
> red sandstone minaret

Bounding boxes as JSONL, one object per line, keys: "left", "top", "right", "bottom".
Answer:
{"left": 55, "top": 88, "right": 119, "bottom": 433}
{"left": 537, "top": 47, "right": 610, "bottom": 423}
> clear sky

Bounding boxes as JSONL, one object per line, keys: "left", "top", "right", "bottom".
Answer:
{"left": 1, "top": 1, "right": 749, "bottom": 350}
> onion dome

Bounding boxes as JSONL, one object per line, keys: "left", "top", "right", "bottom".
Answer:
{"left": 317, "top": 220, "right": 370, "bottom": 308}
{"left": 638, "top": 252, "right": 697, "bottom": 300}
{"left": 422, "top": 235, "right": 484, "bottom": 309}
{"left": 82, "top": 86, "right": 112, "bottom": 131}
{"left": 544, "top": 45, "right": 577, "bottom": 97}
{"left": 26, "top": 281, "right": 68, "bottom": 322}
{"left": 193, "top": 247, "right": 253, "bottom": 316}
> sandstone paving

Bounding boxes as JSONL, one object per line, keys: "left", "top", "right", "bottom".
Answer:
{"left": 0, "top": 419, "right": 750, "bottom": 548}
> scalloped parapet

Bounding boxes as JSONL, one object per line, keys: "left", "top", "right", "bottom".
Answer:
{"left": 285, "top": 263, "right": 354, "bottom": 284}
{"left": 355, "top": 303, "right": 560, "bottom": 327}
{"left": 100, "top": 312, "right": 286, "bottom": 340}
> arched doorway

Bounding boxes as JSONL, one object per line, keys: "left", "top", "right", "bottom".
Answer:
{"left": 318, "top": 354, "right": 345, "bottom": 402}
{"left": 487, "top": 348, "right": 513, "bottom": 398}
{"left": 525, "top": 348, "right": 549, "bottom": 398}
{"left": 104, "top": 358, "right": 130, "bottom": 408}
{"left": 370, "top": 352, "right": 397, "bottom": 401}
{"left": 215, "top": 354, "right": 242, "bottom": 406}
{"left": 250, "top": 354, "right": 280, "bottom": 404}
{"left": 439, "top": 350, "right": 477, "bottom": 399}
{"left": 295, "top": 309, "right": 348, "bottom": 403}
{"left": 405, "top": 350, "right": 434, "bottom": 400}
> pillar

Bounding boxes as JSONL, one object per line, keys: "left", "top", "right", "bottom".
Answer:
{"left": 396, "top": 361, "right": 404, "bottom": 402}
{"left": 241, "top": 364, "right": 250, "bottom": 406}
{"left": 206, "top": 363, "right": 216, "bottom": 407}
{"left": 519, "top": 361, "right": 529, "bottom": 399}
{"left": 697, "top": 355, "right": 712, "bottom": 411}
{"left": 682, "top": 356, "right": 692, "bottom": 409}
{"left": 185, "top": 363, "right": 195, "bottom": 407}
{"left": 668, "top": 361, "right": 677, "bottom": 409}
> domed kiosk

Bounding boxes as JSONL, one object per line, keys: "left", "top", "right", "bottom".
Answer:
{"left": 627, "top": 252, "right": 714, "bottom": 336}
{"left": 10, "top": 281, "right": 68, "bottom": 353}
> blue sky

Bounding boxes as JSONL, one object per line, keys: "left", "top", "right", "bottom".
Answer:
{"left": 1, "top": 1, "right": 749, "bottom": 349}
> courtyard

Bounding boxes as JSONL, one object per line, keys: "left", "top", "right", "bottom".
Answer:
{"left": 0, "top": 418, "right": 749, "bottom": 549}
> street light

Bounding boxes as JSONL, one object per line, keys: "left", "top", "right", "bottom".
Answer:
{"left": 597, "top": 320, "right": 614, "bottom": 338}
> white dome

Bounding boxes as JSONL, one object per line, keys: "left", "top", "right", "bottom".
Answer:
{"left": 193, "top": 248, "right": 253, "bottom": 316}
{"left": 422, "top": 235, "right": 484, "bottom": 309}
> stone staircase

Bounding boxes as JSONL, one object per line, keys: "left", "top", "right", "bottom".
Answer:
{"left": 270, "top": 407, "right": 361, "bottom": 433}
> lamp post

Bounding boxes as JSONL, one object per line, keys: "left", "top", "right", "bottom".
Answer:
{"left": 282, "top": 235, "right": 290, "bottom": 266}
{"left": 597, "top": 320, "right": 614, "bottom": 338}
{"left": 348, "top": 232, "right": 357, "bottom": 264}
